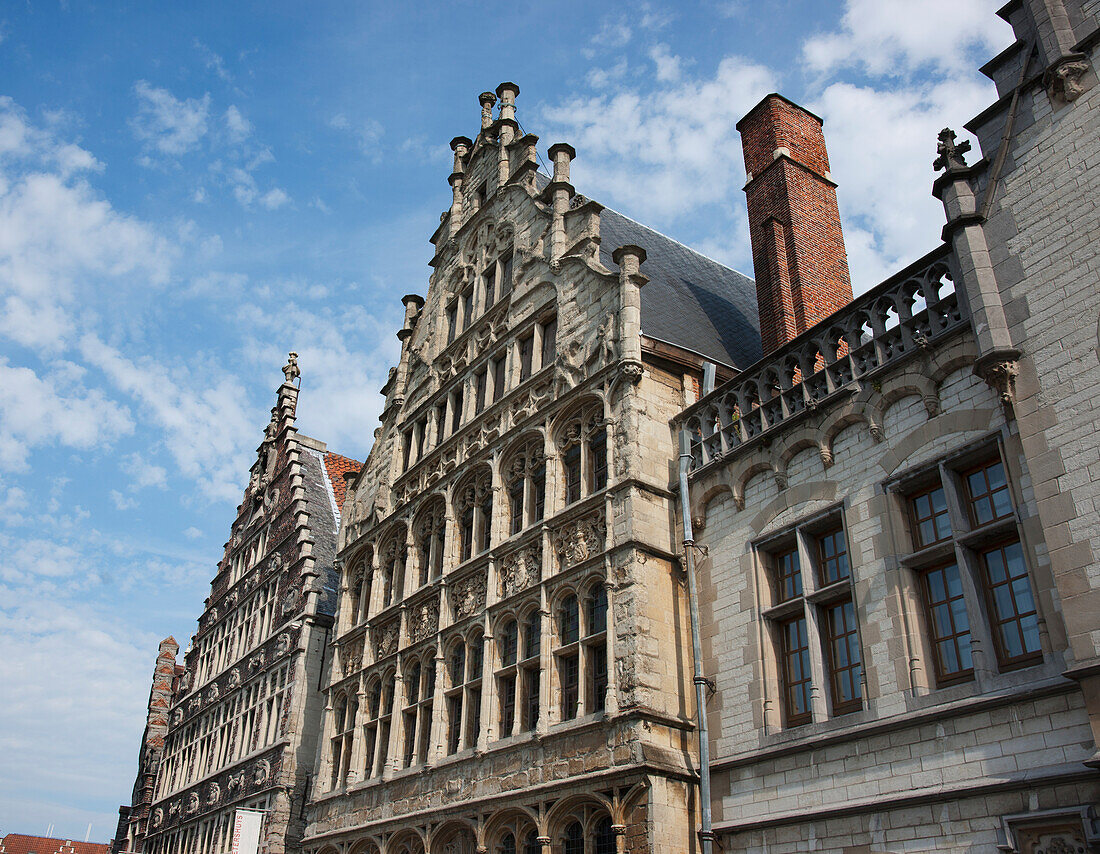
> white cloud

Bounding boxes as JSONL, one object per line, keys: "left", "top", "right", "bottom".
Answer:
{"left": 649, "top": 44, "right": 683, "bottom": 83}
{"left": 131, "top": 81, "right": 211, "bottom": 158}
{"left": 260, "top": 187, "right": 289, "bottom": 209}
{"left": 0, "top": 359, "right": 134, "bottom": 471}
{"left": 803, "top": 0, "right": 1009, "bottom": 78}
{"left": 80, "top": 335, "right": 257, "bottom": 502}
{"left": 540, "top": 55, "right": 776, "bottom": 225}
{"left": 110, "top": 489, "right": 137, "bottom": 510}
{"left": 0, "top": 102, "right": 174, "bottom": 353}
{"left": 121, "top": 452, "right": 168, "bottom": 489}
{"left": 184, "top": 526, "right": 203, "bottom": 539}
{"left": 225, "top": 105, "right": 251, "bottom": 143}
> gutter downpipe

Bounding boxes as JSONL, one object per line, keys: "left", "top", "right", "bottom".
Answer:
{"left": 678, "top": 428, "right": 714, "bottom": 854}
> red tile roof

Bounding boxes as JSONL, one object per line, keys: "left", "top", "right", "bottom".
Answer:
{"left": 1, "top": 835, "right": 110, "bottom": 854}
{"left": 322, "top": 452, "right": 361, "bottom": 513}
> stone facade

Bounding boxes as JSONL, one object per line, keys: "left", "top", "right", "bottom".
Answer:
{"left": 681, "top": 1, "right": 1100, "bottom": 851}
{"left": 300, "top": 84, "right": 759, "bottom": 854}
{"left": 116, "top": 362, "right": 359, "bottom": 854}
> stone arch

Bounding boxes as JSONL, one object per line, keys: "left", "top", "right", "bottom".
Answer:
{"left": 694, "top": 481, "right": 734, "bottom": 530}
{"left": 736, "top": 458, "right": 777, "bottom": 509}
{"left": 348, "top": 839, "right": 381, "bottom": 854}
{"left": 750, "top": 482, "right": 842, "bottom": 538}
{"left": 482, "top": 806, "right": 542, "bottom": 849}
{"left": 551, "top": 395, "right": 605, "bottom": 448}
{"left": 545, "top": 792, "right": 615, "bottom": 838}
{"left": 385, "top": 828, "right": 426, "bottom": 854}
{"left": 928, "top": 337, "right": 980, "bottom": 386}
{"left": 428, "top": 818, "right": 478, "bottom": 854}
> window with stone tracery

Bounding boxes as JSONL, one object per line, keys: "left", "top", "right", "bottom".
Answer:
{"left": 362, "top": 669, "right": 394, "bottom": 778}
{"left": 504, "top": 437, "right": 546, "bottom": 536}
{"left": 329, "top": 690, "right": 357, "bottom": 790}
{"left": 400, "top": 653, "right": 435, "bottom": 768}
{"left": 347, "top": 553, "right": 373, "bottom": 628}
{"left": 414, "top": 502, "right": 446, "bottom": 588}
{"left": 444, "top": 630, "right": 483, "bottom": 754}
{"left": 494, "top": 606, "right": 540, "bottom": 739}
{"left": 557, "top": 812, "right": 615, "bottom": 854}
{"left": 456, "top": 468, "right": 493, "bottom": 563}
{"left": 556, "top": 580, "right": 609, "bottom": 722}
{"left": 379, "top": 532, "right": 407, "bottom": 610}
{"left": 557, "top": 403, "right": 608, "bottom": 506}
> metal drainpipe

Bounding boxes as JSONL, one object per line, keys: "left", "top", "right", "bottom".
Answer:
{"left": 678, "top": 428, "right": 714, "bottom": 854}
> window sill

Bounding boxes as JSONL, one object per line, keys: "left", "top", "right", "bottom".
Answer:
{"left": 956, "top": 515, "right": 1018, "bottom": 550}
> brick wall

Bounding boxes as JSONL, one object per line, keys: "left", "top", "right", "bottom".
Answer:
{"left": 738, "top": 94, "right": 853, "bottom": 354}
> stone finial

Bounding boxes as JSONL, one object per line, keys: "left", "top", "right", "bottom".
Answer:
{"left": 449, "top": 136, "right": 472, "bottom": 173}
{"left": 933, "top": 128, "right": 971, "bottom": 172}
{"left": 495, "top": 82, "right": 520, "bottom": 121}
{"left": 547, "top": 142, "right": 576, "bottom": 184}
{"left": 479, "top": 92, "right": 497, "bottom": 129}
{"left": 611, "top": 244, "right": 647, "bottom": 275}
{"left": 282, "top": 352, "right": 300, "bottom": 383}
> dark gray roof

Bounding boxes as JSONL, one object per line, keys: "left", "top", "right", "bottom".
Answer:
{"left": 597, "top": 208, "right": 761, "bottom": 368}
{"left": 300, "top": 448, "right": 340, "bottom": 618}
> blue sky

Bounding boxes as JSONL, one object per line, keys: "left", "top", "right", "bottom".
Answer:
{"left": 0, "top": 0, "right": 1011, "bottom": 842}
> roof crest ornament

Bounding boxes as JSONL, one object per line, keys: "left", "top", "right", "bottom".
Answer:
{"left": 933, "top": 128, "right": 971, "bottom": 172}
{"left": 282, "top": 351, "right": 300, "bottom": 384}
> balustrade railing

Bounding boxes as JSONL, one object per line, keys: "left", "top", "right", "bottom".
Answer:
{"left": 680, "top": 245, "right": 964, "bottom": 473}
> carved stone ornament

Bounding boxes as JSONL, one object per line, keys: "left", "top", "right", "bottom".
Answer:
{"left": 933, "top": 127, "right": 971, "bottom": 172}
{"left": 981, "top": 358, "right": 1019, "bottom": 406}
{"left": 773, "top": 471, "right": 788, "bottom": 491}
{"left": 188, "top": 697, "right": 201, "bottom": 713}
{"left": 275, "top": 632, "right": 292, "bottom": 657}
{"left": 451, "top": 572, "right": 487, "bottom": 620}
{"left": 500, "top": 545, "right": 542, "bottom": 598}
{"left": 205, "top": 782, "right": 220, "bottom": 805}
{"left": 250, "top": 651, "right": 266, "bottom": 670}
{"left": 206, "top": 684, "right": 219, "bottom": 704}
{"left": 923, "top": 394, "right": 941, "bottom": 417}
{"left": 376, "top": 622, "right": 400, "bottom": 658}
{"left": 253, "top": 758, "right": 271, "bottom": 786}
{"left": 341, "top": 639, "right": 363, "bottom": 677}
{"left": 410, "top": 600, "right": 440, "bottom": 643}
{"left": 227, "top": 668, "right": 241, "bottom": 689}
{"left": 553, "top": 511, "right": 607, "bottom": 567}
{"left": 868, "top": 422, "right": 884, "bottom": 443}
{"left": 186, "top": 792, "right": 200, "bottom": 815}
{"left": 819, "top": 446, "right": 834, "bottom": 469}
{"left": 168, "top": 800, "right": 180, "bottom": 817}
{"left": 1046, "top": 56, "right": 1091, "bottom": 102}
{"left": 282, "top": 586, "right": 301, "bottom": 614}
{"left": 152, "top": 807, "right": 164, "bottom": 828}
{"left": 172, "top": 708, "right": 183, "bottom": 727}
{"left": 283, "top": 351, "right": 300, "bottom": 383}
{"left": 227, "top": 771, "right": 244, "bottom": 793}
{"left": 263, "top": 486, "right": 280, "bottom": 512}
{"left": 179, "top": 669, "right": 192, "bottom": 691}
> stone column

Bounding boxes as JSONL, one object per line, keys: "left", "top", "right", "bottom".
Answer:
{"left": 932, "top": 130, "right": 1020, "bottom": 406}
{"left": 547, "top": 143, "right": 576, "bottom": 261}
{"left": 611, "top": 245, "right": 648, "bottom": 381}
{"left": 427, "top": 648, "right": 447, "bottom": 767}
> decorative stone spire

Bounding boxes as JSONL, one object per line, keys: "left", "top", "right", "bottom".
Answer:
{"left": 547, "top": 143, "right": 576, "bottom": 262}
{"left": 282, "top": 351, "right": 300, "bottom": 384}
{"left": 479, "top": 91, "right": 497, "bottom": 130}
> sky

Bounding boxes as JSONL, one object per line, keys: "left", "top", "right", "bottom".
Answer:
{"left": 0, "top": 0, "right": 1012, "bottom": 842}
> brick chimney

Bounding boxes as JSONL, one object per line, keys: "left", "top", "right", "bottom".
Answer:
{"left": 737, "top": 94, "right": 853, "bottom": 355}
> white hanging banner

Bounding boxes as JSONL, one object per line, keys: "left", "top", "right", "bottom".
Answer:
{"left": 231, "top": 809, "right": 265, "bottom": 854}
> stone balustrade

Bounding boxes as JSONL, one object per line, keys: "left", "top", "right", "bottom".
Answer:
{"left": 680, "top": 244, "right": 964, "bottom": 473}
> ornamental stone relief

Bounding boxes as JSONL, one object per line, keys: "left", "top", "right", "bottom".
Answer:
{"left": 553, "top": 511, "right": 607, "bottom": 568}
{"left": 275, "top": 632, "right": 292, "bottom": 657}
{"left": 410, "top": 599, "right": 440, "bottom": 643}
{"left": 500, "top": 544, "right": 542, "bottom": 598}
{"left": 205, "top": 782, "right": 220, "bottom": 805}
{"left": 451, "top": 571, "right": 487, "bottom": 620}
{"left": 252, "top": 758, "right": 271, "bottom": 786}
{"left": 375, "top": 621, "right": 400, "bottom": 658}
{"left": 341, "top": 639, "right": 363, "bottom": 676}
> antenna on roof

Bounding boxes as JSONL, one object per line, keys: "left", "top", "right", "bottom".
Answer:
{"left": 85, "top": 823, "right": 92, "bottom": 843}
{"left": 46, "top": 823, "right": 54, "bottom": 838}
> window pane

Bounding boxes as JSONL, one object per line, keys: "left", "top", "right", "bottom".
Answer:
{"left": 965, "top": 459, "right": 1013, "bottom": 526}
{"left": 826, "top": 600, "right": 862, "bottom": 712}
{"left": 564, "top": 445, "right": 581, "bottom": 504}
{"left": 590, "top": 429, "right": 608, "bottom": 492}
{"left": 910, "top": 485, "right": 952, "bottom": 547}
{"left": 980, "top": 540, "right": 1040, "bottom": 666}
{"left": 541, "top": 317, "right": 557, "bottom": 370}
{"left": 781, "top": 617, "right": 811, "bottom": 725}
{"left": 818, "top": 528, "right": 849, "bottom": 585}
{"left": 560, "top": 595, "right": 580, "bottom": 644}
{"left": 500, "top": 620, "right": 518, "bottom": 666}
{"left": 559, "top": 653, "right": 579, "bottom": 720}
{"left": 919, "top": 563, "right": 973, "bottom": 683}
{"left": 775, "top": 548, "right": 802, "bottom": 601}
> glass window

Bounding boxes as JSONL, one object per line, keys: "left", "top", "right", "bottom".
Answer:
{"left": 499, "top": 619, "right": 518, "bottom": 666}
{"left": 475, "top": 369, "right": 487, "bottom": 414}
{"left": 964, "top": 459, "right": 1013, "bottom": 526}
{"left": 589, "top": 429, "right": 607, "bottom": 492}
{"left": 519, "top": 334, "right": 533, "bottom": 381}
{"left": 818, "top": 528, "right": 849, "bottom": 585}
{"left": 484, "top": 264, "right": 496, "bottom": 309}
{"left": 775, "top": 547, "right": 801, "bottom": 602}
{"left": 493, "top": 354, "right": 507, "bottom": 403}
{"left": 564, "top": 445, "right": 582, "bottom": 504}
{"left": 780, "top": 616, "right": 811, "bottom": 726}
{"left": 980, "top": 540, "right": 1041, "bottom": 666}
{"left": 540, "top": 316, "right": 557, "bottom": 371}
{"left": 910, "top": 485, "right": 952, "bottom": 547}
{"left": 918, "top": 562, "right": 973, "bottom": 684}
{"left": 824, "top": 600, "right": 862, "bottom": 714}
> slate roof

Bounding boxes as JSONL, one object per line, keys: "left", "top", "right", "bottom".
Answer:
{"left": 533, "top": 172, "right": 760, "bottom": 368}
{"left": 597, "top": 207, "right": 761, "bottom": 369}
{"left": 301, "top": 447, "right": 342, "bottom": 619}
{"left": 1, "top": 835, "right": 110, "bottom": 854}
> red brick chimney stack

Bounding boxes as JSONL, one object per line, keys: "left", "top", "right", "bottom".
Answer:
{"left": 737, "top": 94, "right": 853, "bottom": 355}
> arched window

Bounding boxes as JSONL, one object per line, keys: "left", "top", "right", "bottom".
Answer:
{"left": 557, "top": 403, "right": 608, "bottom": 506}
{"left": 444, "top": 636, "right": 480, "bottom": 756}
{"left": 593, "top": 817, "right": 615, "bottom": 854}
{"left": 493, "top": 816, "right": 539, "bottom": 854}
{"left": 585, "top": 583, "right": 609, "bottom": 714}
{"left": 521, "top": 609, "right": 541, "bottom": 731}
{"left": 557, "top": 594, "right": 581, "bottom": 721}
{"left": 457, "top": 469, "right": 493, "bottom": 563}
{"left": 362, "top": 678, "right": 382, "bottom": 777}
{"left": 329, "top": 693, "right": 356, "bottom": 790}
{"left": 414, "top": 501, "right": 446, "bottom": 587}
{"left": 500, "top": 833, "right": 515, "bottom": 854}
{"left": 562, "top": 822, "right": 584, "bottom": 854}
{"left": 380, "top": 534, "right": 406, "bottom": 609}
{"left": 371, "top": 671, "right": 395, "bottom": 777}
{"left": 504, "top": 437, "right": 546, "bottom": 536}
{"left": 401, "top": 655, "right": 435, "bottom": 768}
